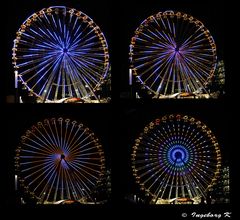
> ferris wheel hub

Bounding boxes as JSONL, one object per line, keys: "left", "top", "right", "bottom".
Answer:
{"left": 62, "top": 48, "right": 68, "bottom": 53}
{"left": 174, "top": 151, "right": 182, "bottom": 159}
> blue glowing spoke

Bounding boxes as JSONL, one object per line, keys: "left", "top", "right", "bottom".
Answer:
{"left": 68, "top": 59, "right": 100, "bottom": 88}
{"left": 71, "top": 53, "right": 103, "bottom": 74}
{"left": 71, "top": 143, "right": 98, "bottom": 155}
{"left": 22, "top": 56, "right": 59, "bottom": 85}
{"left": 22, "top": 136, "right": 54, "bottom": 155}
{"left": 179, "top": 56, "right": 210, "bottom": 88}
{"left": 67, "top": 161, "right": 98, "bottom": 186}
{"left": 63, "top": 56, "right": 93, "bottom": 95}
{"left": 74, "top": 33, "right": 98, "bottom": 49}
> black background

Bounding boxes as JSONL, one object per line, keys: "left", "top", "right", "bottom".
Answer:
{"left": 1, "top": 0, "right": 234, "bottom": 219}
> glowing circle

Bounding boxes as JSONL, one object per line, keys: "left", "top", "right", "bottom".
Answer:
{"left": 15, "top": 117, "right": 106, "bottom": 203}
{"left": 132, "top": 114, "right": 221, "bottom": 203}
{"left": 12, "top": 6, "right": 110, "bottom": 102}
{"left": 129, "top": 11, "right": 217, "bottom": 97}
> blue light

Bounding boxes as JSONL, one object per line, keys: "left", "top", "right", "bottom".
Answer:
{"left": 167, "top": 145, "right": 190, "bottom": 167}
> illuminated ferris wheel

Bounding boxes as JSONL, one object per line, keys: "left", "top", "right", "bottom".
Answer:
{"left": 129, "top": 11, "right": 217, "bottom": 98}
{"left": 12, "top": 6, "right": 110, "bottom": 103}
{"left": 131, "top": 114, "right": 221, "bottom": 204}
{"left": 15, "top": 118, "right": 106, "bottom": 204}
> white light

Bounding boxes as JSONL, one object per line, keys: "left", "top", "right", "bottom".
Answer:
{"left": 15, "top": 175, "right": 18, "bottom": 190}
{"left": 14, "top": 71, "right": 18, "bottom": 88}
{"left": 129, "top": 69, "right": 132, "bottom": 85}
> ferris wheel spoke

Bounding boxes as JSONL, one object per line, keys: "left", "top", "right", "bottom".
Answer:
{"left": 168, "top": 167, "right": 178, "bottom": 199}
{"left": 70, "top": 57, "right": 102, "bottom": 86}
{"left": 27, "top": 130, "right": 58, "bottom": 152}
{"left": 77, "top": 22, "right": 95, "bottom": 40}
{"left": 181, "top": 34, "right": 206, "bottom": 52}
{"left": 72, "top": 160, "right": 102, "bottom": 171}
{"left": 38, "top": 23, "right": 62, "bottom": 48}
{"left": 68, "top": 164, "right": 98, "bottom": 189}
{"left": 184, "top": 53, "right": 213, "bottom": 73}
{"left": 20, "top": 160, "right": 46, "bottom": 173}
{"left": 64, "top": 60, "right": 89, "bottom": 97}
{"left": 37, "top": 58, "right": 64, "bottom": 100}
{"left": 73, "top": 156, "right": 102, "bottom": 166}
{"left": 74, "top": 53, "right": 106, "bottom": 75}
{"left": 189, "top": 171, "right": 208, "bottom": 196}
{"left": 22, "top": 136, "right": 54, "bottom": 155}
{"left": 178, "top": 61, "right": 198, "bottom": 92}
{"left": 76, "top": 34, "right": 99, "bottom": 49}
{"left": 71, "top": 160, "right": 102, "bottom": 175}
{"left": 42, "top": 119, "right": 62, "bottom": 149}
{"left": 32, "top": 163, "right": 59, "bottom": 196}
{"left": 66, "top": 58, "right": 97, "bottom": 89}
{"left": 141, "top": 163, "right": 165, "bottom": 186}
{"left": 73, "top": 176, "right": 93, "bottom": 199}
{"left": 39, "top": 170, "right": 58, "bottom": 202}
{"left": 178, "top": 21, "right": 193, "bottom": 46}
{"left": 148, "top": 27, "right": 172, "bottom": 46}
{"left": 143, "top": 54, "right": 171, "bottom": 88}
{"left": 63, "top": 121, "right": 78, "bottom": 150}
{"left": 71, "top": 26, "right": 94, "bottom": 50}
{"left": 36, "top": 124, "right": 60, "bottom": 152}
{"left": 69, "top": 132, "right": 92, "bottom": 151}
{"left": 77, "top": 41, "right": 102, "bottom": 52}
{"left": 65, "top": 168, "right": 86, "bottom": 199}
{"left": 71, "top": 143, "right": 99, "bottom": 155}
{"left": 154, "top": 169, "right": 173, "bottom": 200}
{"left": 24, "top": 160, "right": 56, "bottom": 185}
{"left": 20, "top": 65, "right": 56, "bottom": 92}
{"left": 66, "top": 126, "right": 85, "bottom": 149}
{"left": 21, "top": 149, "right": 50, "bottom": 157}
{"left": 53, "top": 163, "right": 61, "bottom": 201}
{"left": 158, "top": 16, "right": 167, "bottom": 31}
{"left": 137, "top": 51, "right": 172, "bottom": 78}
{"left": 57, "top": 119, "right": 64, "bottom": 152}
{"left": 66, "top": 56, "right": 96, "bottom": 94}
{"left": 52, "top": 120, "right": 61, "bottom": 150}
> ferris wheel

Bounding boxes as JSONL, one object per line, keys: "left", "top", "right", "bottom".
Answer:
{"left": 15, "top": 118, "right": 106, "bottom": 204}
{"left": 129, "top": 11, "right": 217, "bottom": 98}
{"left": 12, "top": 6, "right": 110, "bottom": 103}
{"left": 131, "top": 114, "right": 221, "bottom": 204}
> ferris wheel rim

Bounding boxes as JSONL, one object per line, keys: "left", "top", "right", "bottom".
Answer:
{"left": 15, "top": 117, "right": 106, "bottom": 203}
{"left": 131, "top": 114, "right": 221, "bottom": 202}
{"left": 12, "top": 6, "right": 110, "bottom": 102}
{"left": 129, "top": 10, "right": 217, "bottom": 97}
